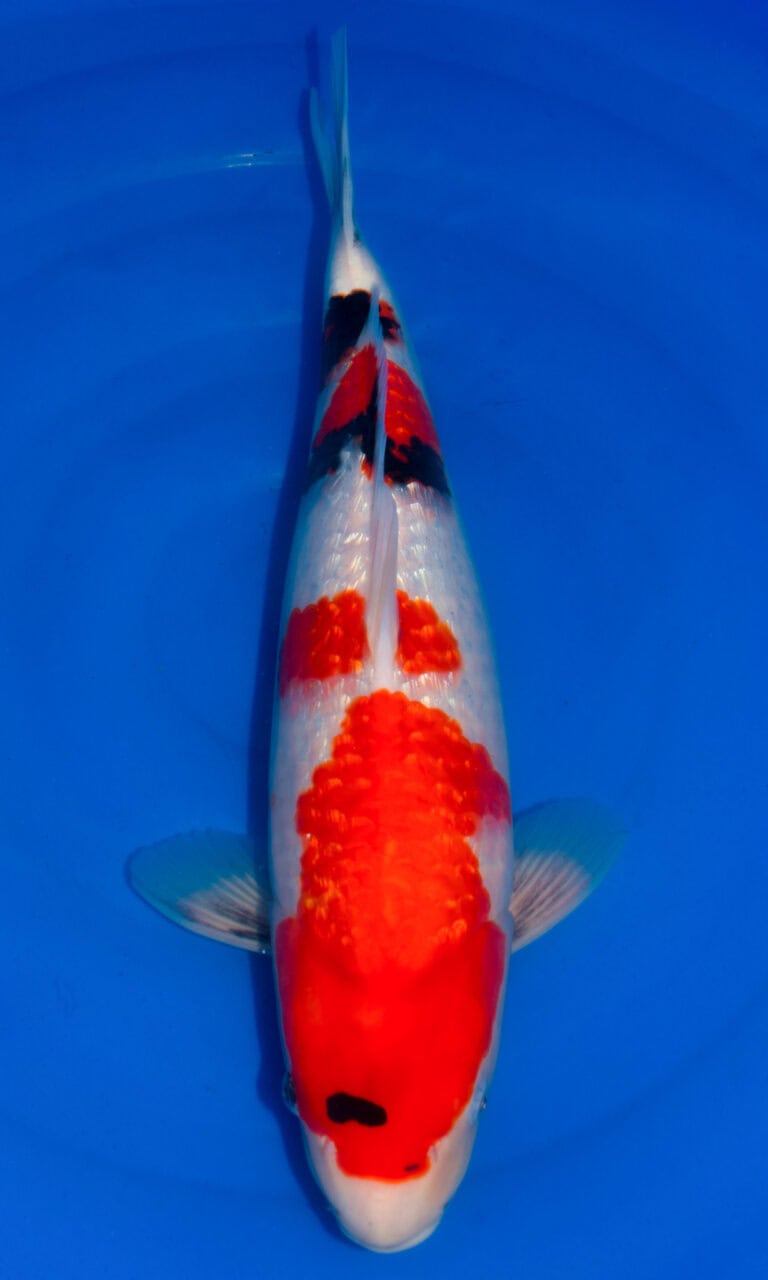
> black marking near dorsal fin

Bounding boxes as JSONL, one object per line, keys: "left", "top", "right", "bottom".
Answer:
{"left": 365, "top": 285, "right": 399, "bottom": 689}
{"left": 321, "top": 291, "right": 404, "bottom": 382}
{"left": 321, "top": 289, "right": 371, "bottom": 379}
{"left": 310, "top": 284, "right": 450, "bottom": 495}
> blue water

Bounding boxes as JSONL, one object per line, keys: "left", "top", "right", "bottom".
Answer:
{"left": 3, "top": 1, "right": 768, "bottom": 1276}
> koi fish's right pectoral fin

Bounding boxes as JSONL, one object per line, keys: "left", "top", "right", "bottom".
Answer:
{"left": 510, "top": 799, "right": 625, "bottom": 951}
{"left": 126, "top": 829, "right": 272, "bottom": 953}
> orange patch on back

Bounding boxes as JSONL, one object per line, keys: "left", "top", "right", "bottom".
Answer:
{"left": 295, "top": 692, "right": 510, "bottom": 970}
{"left": 276, "top": 691, "right": 510, "bottom": 1179}
{"left": 279, "top": 590, "right": 368, "bottom": 695}
{"left": 396, "top": 590, "right": 461, "bottom": 675}
{"left": 385, "top": 362, "right": 441, "bottom": 455}
{"left": 314, "top": 344, "right": 376, "bottom": 449}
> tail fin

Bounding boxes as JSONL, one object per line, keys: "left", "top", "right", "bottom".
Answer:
{"left": 310, "top": 27, "right": 354, "bottom": 236}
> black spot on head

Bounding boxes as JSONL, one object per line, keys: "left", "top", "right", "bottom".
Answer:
{"left": 404, "top": 1162, "right": 421, "bottom": 1173}
{"left": 326, "top": 1092, "right": 388, "bottom": 1127}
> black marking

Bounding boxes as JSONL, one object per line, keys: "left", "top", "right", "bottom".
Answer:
{"left": 321, "top": 291, "right": 402, "bottom": 380}
{"left": 307, "top": 406, "right": 451, "bottom": 496}
{"left": 306, "top": 407, "right": 450, "bottom": 496}
{"left": 386, "top": 436, "right": 450, "bottom": 495}
{"left": 322, "top": 291, "right": 371, "bottom": 379}
{"left": 404, "top": 1162, "right": 421, "bottom": 1173}
{"left": 305, "top": 393, "right": 376, "bottom": 489}
{"left": 311, "top": 317, "right": 451, "bottom": 494}
{"left": 326, "top": 1092, "right": 388, "bottom": 1127}
{"left": 379, "top": 311, "right": 401, "bottom": 342}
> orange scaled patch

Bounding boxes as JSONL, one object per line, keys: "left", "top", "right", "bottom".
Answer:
{"left": 314, "top": 344, "right": 376, "bottom": 449}
{"left": 385, "top": 362, "right": 441, "bottom": 455}
{"left": 276, "top": 691, "right": 510, "bottom": 1180}
{"left": 278, "top": 590, "right": 368, "bottom": 696}
{"left": 396, "top": 590, "right": 461, "bottom": 675}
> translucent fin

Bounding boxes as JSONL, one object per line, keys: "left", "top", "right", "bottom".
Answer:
{"left": 309, "top": 87, "right": 334, "bottom": 205}
{"left": 365, "top": 285, "right": 399, "bottom": 686}
{"left": 510, "top": 800, "right": 625, "bottom": 951}
{"left": 126, "top": 830, "right": 271, "bottom": 952}
{"left": 309, "top": 27, "right": 354, "bottom": 236}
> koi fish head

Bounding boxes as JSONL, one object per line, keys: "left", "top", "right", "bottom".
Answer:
{"left": 276, "top": 895, "right": 507, "bottom": 1251}
{"left": 303, "top": 1097, "right": 485, "bottom": 1252}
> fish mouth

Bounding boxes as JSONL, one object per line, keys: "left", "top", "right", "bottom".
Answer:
{"left": 337, "top": 1209, "right": 442, "bottom": 1254}
{"left": 303, "top": 1116, "right": 475, "bottom": 1253}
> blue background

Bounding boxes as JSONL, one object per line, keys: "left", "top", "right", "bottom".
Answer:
{"left": 2, "top": 1, "right": 767, "bottom": 1276}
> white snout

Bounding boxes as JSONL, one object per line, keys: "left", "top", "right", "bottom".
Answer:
{"left": 304, "top": 1109, "right": 477, "bottom": 1253}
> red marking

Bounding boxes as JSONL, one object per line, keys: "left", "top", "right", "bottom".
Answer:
{"left": 276, "top": 691, "right": 510, "bottom": 1179}
{"left": 312, "top": 347, "right": 444, "bottom": 486}
{"left": 396, "top": 590, "right": 461, "bottom": 675}
{"left": 379, "top": 299, "right": 402, "bottom": 341}
{"left": 314, "top": 344, "right": 376, "bottom": 449}
{"left": 385, "top": 362, "right": 441, "bottom": 456}
{"left": 279, "top": 591, "right": 368, "bottom": 696}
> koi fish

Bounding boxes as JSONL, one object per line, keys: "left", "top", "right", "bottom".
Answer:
{"left": 127, "top": 30, "right": 623, "bottom": 1254}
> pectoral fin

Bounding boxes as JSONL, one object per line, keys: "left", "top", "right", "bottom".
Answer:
{"left": 510, "top": 800, "right": 624, "bottom": 951}
{"left": 126, "top": 830, "right": 272, "bottom": 952}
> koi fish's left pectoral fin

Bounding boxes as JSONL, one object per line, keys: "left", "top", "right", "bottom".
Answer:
{"left": 510, "top": 799, "right": 625, "bottom": 951}
{"left": 126, "top": 829, "right": 272, "bottom": 953}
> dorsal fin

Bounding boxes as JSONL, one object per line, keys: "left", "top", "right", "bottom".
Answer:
{"left": 365, "top": 287, "right": 399, "bottom": 687}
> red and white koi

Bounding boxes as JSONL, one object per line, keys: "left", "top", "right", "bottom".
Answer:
{"left": 128, "top": 30, "right": 622, "bottom": 1255}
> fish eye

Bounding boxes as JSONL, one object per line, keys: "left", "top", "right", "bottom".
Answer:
{"left": 326, "top": 1092, "right": 387, "bottom": 1127}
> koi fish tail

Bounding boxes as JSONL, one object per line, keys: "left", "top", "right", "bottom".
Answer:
{"left": 310, "top": 27, "right": 355, "bottom": 238}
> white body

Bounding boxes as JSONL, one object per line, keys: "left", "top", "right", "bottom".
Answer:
{"left": 269, "top": 222, "right": 514, "bottom": 1249}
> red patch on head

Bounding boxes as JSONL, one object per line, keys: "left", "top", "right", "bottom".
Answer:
{"left": 314, "top": 344, "right": 376, "bottom": 450}
{"left": 279, "top": 591, "right": 368, "bottom": 696}
{"left": 396, "top": 590, "right": 461, "bottom": 675}
{"left": 276, "top": 691, "right": 510, "bottom": 1179}
{"left": 385, "top": 362, "right": 441, "bottom": 456}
